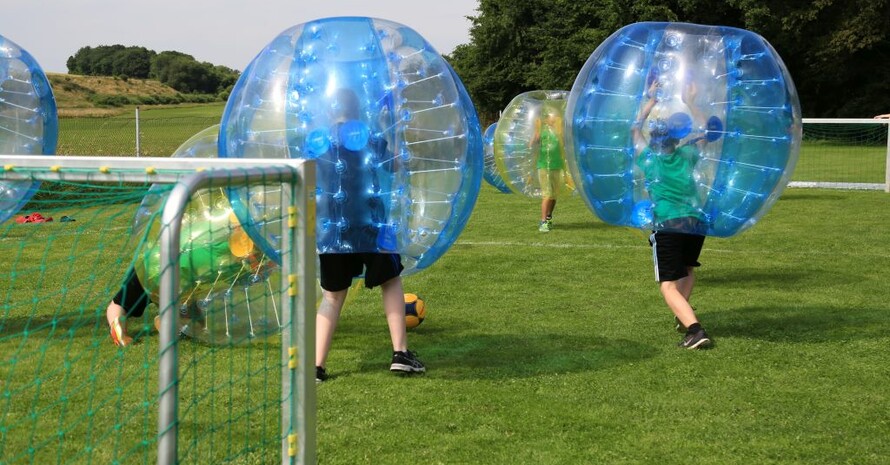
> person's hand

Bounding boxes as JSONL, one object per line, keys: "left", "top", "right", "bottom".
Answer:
{"left": 647, "top": 80, "right": 659, "bottom": 99}
{"left": 874, "top": 113, "right": 890, "bottom": 119}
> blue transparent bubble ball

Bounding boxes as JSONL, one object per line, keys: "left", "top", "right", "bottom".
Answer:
{"left": 482, "top": 123, "right": 511, "bottom": 193}
{"left": 565, "top": 22, "right": 801, "bottom": 237}
{"left": 219, "top": 16, "right": 482, "bottom": 275}
{"left": 0, "top": 34, "right": 58, "bottom": 225}
{"left": 493, "top": 90, "right": 571, "bottom": 198}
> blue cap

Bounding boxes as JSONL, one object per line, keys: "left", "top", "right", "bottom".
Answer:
{"left": 650, "top": 112, "right": 692, "bottom": 144}
{"left": 666, "top": 112, "right": 692, "bottom": 139}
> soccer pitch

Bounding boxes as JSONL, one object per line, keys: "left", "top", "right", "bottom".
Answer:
{"left": 1, "top": 183, "right": 888, "bottom": 464}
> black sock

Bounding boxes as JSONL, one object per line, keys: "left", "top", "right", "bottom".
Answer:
{"left": 687, "top": 322, "right": 702, "bottom": 334}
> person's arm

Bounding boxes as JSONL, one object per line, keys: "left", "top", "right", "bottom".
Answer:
{"left": 633, "top": 82, "right": 659, "bottom": 152}
{"left": 530, "top": 117, "right": 542, "bottom": 149}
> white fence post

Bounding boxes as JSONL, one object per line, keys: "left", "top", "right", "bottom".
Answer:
{"left": 135, "top": 106, "right": 141, "bottom": 157}
{"left": 885, "top": 121, "right": 889, "bottom": 193}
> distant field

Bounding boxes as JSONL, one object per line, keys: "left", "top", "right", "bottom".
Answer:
{"left": 57, "top": 104, "right": 225, "bottom": 156}
{"left": 57, "top": 107, "right": 888, "bottom": 185}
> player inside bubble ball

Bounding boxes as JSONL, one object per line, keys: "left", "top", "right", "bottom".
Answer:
{"left": 632, "top": 80, "right": 714, "bottom": 350}
{"left": 532, "top": 109, "right": 566, "bottom": 232}
{"left": 313, "top": 88, "right": 426, "bottom": 382}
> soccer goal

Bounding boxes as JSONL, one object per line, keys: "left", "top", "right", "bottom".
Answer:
{"left": 0, "top": 155, "right": 316, "bottom": 465}
{"left": 791, "top": 118, "right": 890, "bottom": 192}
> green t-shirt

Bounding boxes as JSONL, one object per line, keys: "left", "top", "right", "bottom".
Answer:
{"left": 635, "top": 144, "right": 702, "bottom": 222}
{"left": 536, "top": 126, "right": 565, "bottom": 170}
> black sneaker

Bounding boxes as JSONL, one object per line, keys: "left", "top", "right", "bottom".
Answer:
{"left": 390, "top": 350, "right": 425, "bottom": 373}
{"left": 315, "top": 366, "right": 329, "bottom": 383}
{"left": 679, "top": 328, "right": 712, "bottom": 349}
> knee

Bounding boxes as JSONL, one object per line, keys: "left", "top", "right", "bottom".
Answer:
{"left": 659, "top": 280, "right": 679, "bottom": 296}
{"left": 322, "top": 289, "right": 348, "bottom": 306}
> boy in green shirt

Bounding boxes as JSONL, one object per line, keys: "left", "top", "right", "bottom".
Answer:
{"left": 632, "top": 82, "right": 712, "bottom": 349}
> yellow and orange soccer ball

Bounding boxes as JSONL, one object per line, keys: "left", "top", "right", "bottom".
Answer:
{"left": 404, "top": 293, "right": 426, "bottom": 329}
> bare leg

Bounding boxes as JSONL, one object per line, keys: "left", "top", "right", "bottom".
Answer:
{"left": 659, "top": 279, "right": 698, "bottom": 328}
{"left": 380, "top": 277, "right": 407, "bottom": 352}
{"left": 676, "top": 267, "right": 696, "bottom": 301}
{"left": 316, "top": 288, "right": 348, "bottom": 368}
{"left": 541, "top": 198, "right": 557, "bottom": 221}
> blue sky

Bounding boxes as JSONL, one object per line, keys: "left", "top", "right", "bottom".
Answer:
{"left": 2, "top": 0, "right": 478, "bottom": 73}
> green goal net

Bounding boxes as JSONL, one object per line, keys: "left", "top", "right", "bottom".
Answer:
{"left": 793, "top": 118, "right": 890, "bottom": 191}
{"left": 0, "top": 156, "right": 316, "bottom": 465}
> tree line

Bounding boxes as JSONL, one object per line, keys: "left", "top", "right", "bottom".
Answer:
{"left": 66, "top": 45, "right": 239, "bottom": 98}
{"left": 447, "top": 0, "right": 890, "bottom": 121}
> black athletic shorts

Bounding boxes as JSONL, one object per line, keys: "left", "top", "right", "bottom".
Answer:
{"left": 318, "top": 253, "right": 403, "bottom": 292}
{"left": 648, "top": 230, "right": 705, "bottom": 282}
{"left": 112, "top": 268, "right": 152, "bottom": 318}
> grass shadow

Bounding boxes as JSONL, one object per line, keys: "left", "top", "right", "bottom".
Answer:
{"left": 549, "top": 220, "right": 611, "bottom": 231}
{"left": 710, "top": 304, "right": 885, "bottom": 343}
{"left": 355, "top": 332, "right": 657, "bottom": 380}
{"left": 777, "top": 192, "right": 846, "bottom": 201}
{"left": 701, "top": 266, "right": 848, "bottom": 288}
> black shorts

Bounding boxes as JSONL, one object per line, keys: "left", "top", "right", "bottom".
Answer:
{"left": 648, "top": 230, "right": 705, "bottom": 282}
{"left": 112, "top": 268, "right": 152, "bottom": 318}
{"left": 318, "top": 253, "right": 403, "bottom": 292}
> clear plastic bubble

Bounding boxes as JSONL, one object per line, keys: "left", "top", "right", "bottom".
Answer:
{"left": 0, "top": 34, "right": 57, "bottom": 224}
{"left": 482, "top": 123, "right": 511, "bottom": 193}
{"left": 132, "top": 127, "right": 270, "bottom": 311}
{"left": 566, "top": 22, "right": 801, "bottom": 237}
{"left": 220, "top": 17, "right": 482, "bottom": 275}
{"left": 493, "top": 90, "right": 574, "bottom": 197}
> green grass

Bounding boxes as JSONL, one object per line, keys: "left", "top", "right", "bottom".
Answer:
{"left": 57, "top": 104, "right": 225, "bottom": 157}
{"left": 794, "top": 141, "right": 886, "bottom": 183}
{"left": 2, "top": 180, "right": 888, "bottom": 464}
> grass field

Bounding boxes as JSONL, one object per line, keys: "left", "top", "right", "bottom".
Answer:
{"left": 791, "top": 142, "right": 886, "bottom": 184}
{"left": 57, "top": 104, "right": 225, "bottom": 157}
{"left": 1, "top": 177, "right": 889, "bottom": 464}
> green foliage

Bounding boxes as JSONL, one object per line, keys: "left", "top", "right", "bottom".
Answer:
{"left": 67, "top": 46, "right": 240, "bottom": 96}
{"left": 149, "top": 51, "right": 240, "bottom": 95}
{"left": 719, "top": 0, "right": 890, "bottom": 116}
{"left": 89, "top": 93, "right": 134, "bottom": 107}
{"left": 67, "top": 45, "right": 155, "bottom": 78}
{"left": 449, "top": 0, "right": 890, "bottom": 118}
